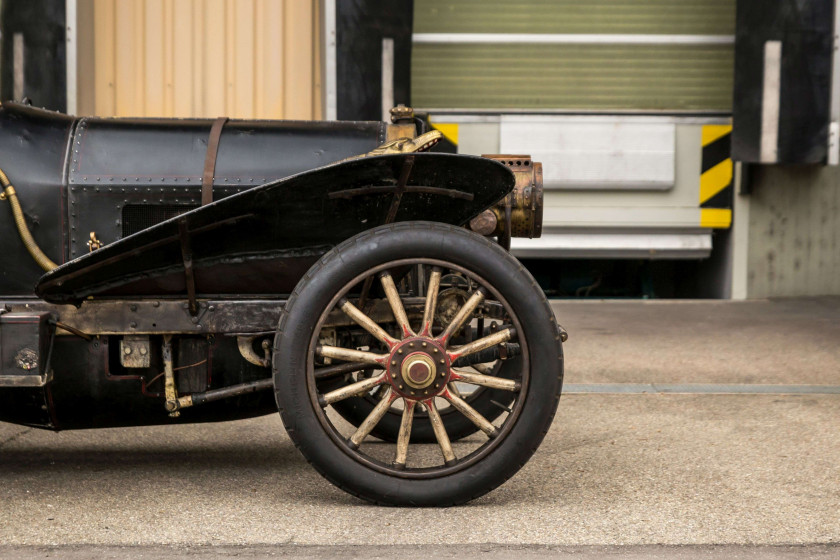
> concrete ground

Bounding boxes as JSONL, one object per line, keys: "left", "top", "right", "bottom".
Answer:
{"left": 1, "top": 297, "right": 838, "bottom": 558}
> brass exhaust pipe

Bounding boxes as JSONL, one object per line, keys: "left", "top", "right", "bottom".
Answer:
{"left": 0, "top": 167, "right": 58, "bottom": 271}
{"left": 469, "top": 155, "right": 544, "bottom": 243}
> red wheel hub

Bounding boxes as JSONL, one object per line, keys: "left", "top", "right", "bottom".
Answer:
{"left": 387, "top": 337, "right": 450, "bottom": 399}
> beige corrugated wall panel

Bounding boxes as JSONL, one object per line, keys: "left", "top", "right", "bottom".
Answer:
{"left": 91, "top": 0, "right": 115, "bottom": 116}
{"left": 89, "top": 0, "right": 321, "bottom": 119}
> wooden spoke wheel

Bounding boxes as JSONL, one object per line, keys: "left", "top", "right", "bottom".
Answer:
{"left": 273, "top": 222, "right": 563, "bottom": 506}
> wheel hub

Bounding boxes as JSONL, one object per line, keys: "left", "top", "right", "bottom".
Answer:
{"left": 402, "top": 353, "right": 436, "bottom": 388}
{"left": 389, "top": 337, "right": 450, "bottom": 399}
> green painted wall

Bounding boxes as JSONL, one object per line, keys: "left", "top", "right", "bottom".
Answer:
{"left": 413, "top": 0, "right": 735, "bottom": 111}
{"left": 413, "top": 43, "right": 733, "bottom": 111}
{"left": 414, "top": 0, "right": 736, "bottom": 35}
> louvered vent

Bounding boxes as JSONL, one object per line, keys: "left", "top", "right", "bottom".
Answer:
{"left": 121, "top": 204, "right": 199, "bottom": 237}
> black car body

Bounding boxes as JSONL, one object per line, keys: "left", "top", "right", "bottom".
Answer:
{"left": 0, "top": 101, "right": 559, "bottom": 506}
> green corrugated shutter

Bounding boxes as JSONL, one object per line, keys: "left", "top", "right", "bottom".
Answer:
{"left": 412, "top": 0, "right": 735, "bottom": 111}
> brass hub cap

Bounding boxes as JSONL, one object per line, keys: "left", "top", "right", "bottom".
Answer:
{"left": 389, "top": 337, "right": 450, "bottom": 399}
{"left": 402, "top": 353, "right": 436, "bottom": 388}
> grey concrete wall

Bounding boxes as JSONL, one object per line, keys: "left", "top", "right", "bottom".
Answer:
{"left": 747, "top": 165, "right": 840, "bottom": 297}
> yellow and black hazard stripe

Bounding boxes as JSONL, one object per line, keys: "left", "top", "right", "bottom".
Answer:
{"left": 430, "top": 122, "right": 459, "bottom": 153}
{"left": 699, "top": 124, "right": 733, "bottom": 229}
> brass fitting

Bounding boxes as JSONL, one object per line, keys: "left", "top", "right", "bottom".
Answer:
{"left": 385, "top": 104, "right": 419, "bottom": 141}
{"left": 472, "top": 155, "right": 543, "bottom": 240}
{"left": 0, "top": 167, "right": 11, "bottom": 190}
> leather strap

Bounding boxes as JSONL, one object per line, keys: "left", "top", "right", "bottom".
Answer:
{"left": 201, "top": 117, "right": 229, "bottom": 205}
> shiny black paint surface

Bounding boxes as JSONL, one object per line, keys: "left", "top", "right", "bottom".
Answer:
{"left": 38, "top": 153, "right": 513, "bottom": 303}
{"left": 0, "top": 102, "right": 387, "bottom": 292}
{"left": 0, "top": 104, "right": 73, "bottom": 293}
{"left": 0, "top": 103, "right": 515, "bottom": 431}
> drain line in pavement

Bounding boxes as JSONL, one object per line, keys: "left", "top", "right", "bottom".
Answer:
{"left": 563, "top": 383, "right": 840, "bottom": 395}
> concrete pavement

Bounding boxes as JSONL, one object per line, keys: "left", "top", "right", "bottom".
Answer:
{"left": 556, "top": 297, "right": 840, "bottom": 386}
{"left": 1, "top": 544, "right": 839, "bottom": 559}
{"left": 0, "top": 298, "right": 838, "bottom": 555}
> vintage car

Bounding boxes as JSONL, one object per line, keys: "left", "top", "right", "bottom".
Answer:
{"left": 0, "top": 101, "right": 563, "bottom": 506}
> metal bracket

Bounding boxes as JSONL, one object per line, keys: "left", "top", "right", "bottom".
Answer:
{"left": 0, "top": 371, "right": 53, "bottom": 387}
{"left": 162, "top": 335, "right": 180, "bottom": 417}
{"left": 385, "top": 155, "right": 415, "bottom": 223}
{"left": 236, "top": 335, "right": 271, "bottom": 368}
{"left": 359, "top": 156, "right": 414, "bottom": 308}
{"left": 178, "top": 219, "right": 198, "bottom": 316}
{"left": 181, "top": 300, "right": 209, "bottom": 327}
{"left": 120, "top": 335, "right": 151, "bottom": 368}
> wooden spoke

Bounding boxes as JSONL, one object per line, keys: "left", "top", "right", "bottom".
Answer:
{"left": 425, "top": 401, "right": 456, "bottom": 464}
{"left": 447, "top": 382, "right": 463, "bottom": 399}
{"left": 445, "top": 390, "right": 499, "bottom": 438}
{"left": 338, "top": 298, "right": 398, "bottom": 347}
{"left": 451, "top": 369, "right": 520, "bottom": 392}
{"left": 420, "top": 267, "right": 442, "bottom": 336}
{"left": 321, "top": 374, "right": 386, "bottom": 406}
{"left": 380, "top": 272, "right": 415, "bottom": 338}
{"left": 437, "top": 288, "right": 486, "bottom": 346}
{"left": 348, "top": 387, "right": 396, "bottom": 448}
{"left": 316, "top": 345, "right": 388, "bottom": 365}
{"left": 447, "top": 328, "right": 515, "bottom": 362}
{"left": 393, "top": 399, "right": 416, "bottom": 468}
{"left": 311, "top": 259, "right": 531, "bottom": 475}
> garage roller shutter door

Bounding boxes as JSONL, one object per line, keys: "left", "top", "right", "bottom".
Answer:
{"left": 412, "top": 0, "right": 735, "bottom": 112}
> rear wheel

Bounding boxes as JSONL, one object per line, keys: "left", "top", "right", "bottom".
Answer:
{"left": 274, "top": 222, "right": 563, "bottom": 506}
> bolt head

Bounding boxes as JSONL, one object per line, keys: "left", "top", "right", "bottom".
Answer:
{"left": 399, "top": 385, "right": 404, "bottom": 389}
{"left": 433, "top": 348, "right": 438, "bottom": 353}
{"left": 421, "top": 342, "right": 427, "bottom": 347}
{"left": 397, "top": 349, "right": 403, "bottom": 354}
{"left": 124, "top": 347, "right": 131, "bottom": 354}
{"left": 440, "top": 359, "right": 445, "bottom": 364}
{"left": 391, "top": 360, "right": 397, "bottom": 366}
{"left": 409, "top": 343, "right": 414, "bottom": 348}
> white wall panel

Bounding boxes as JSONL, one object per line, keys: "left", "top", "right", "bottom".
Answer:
{"left": 500, "top": 116, "right": 676, "bottom": 190}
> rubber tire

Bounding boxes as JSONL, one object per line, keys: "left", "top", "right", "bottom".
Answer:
{"left": 274, "top": 222, "right": 563, "bottom": 506}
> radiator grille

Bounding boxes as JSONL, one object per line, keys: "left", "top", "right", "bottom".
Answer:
{"left": 122, "top": 204, "right": 199, "bottom": 237}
